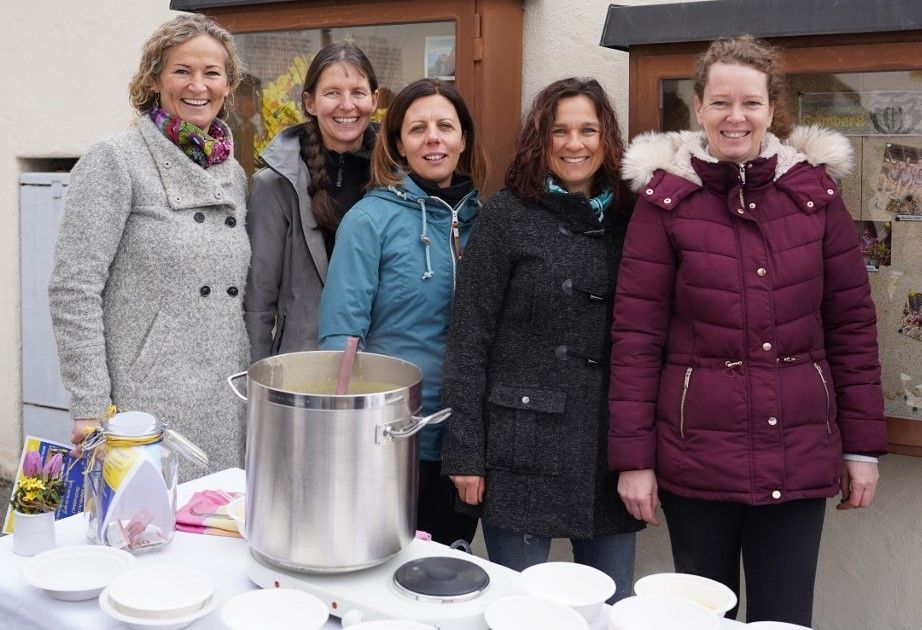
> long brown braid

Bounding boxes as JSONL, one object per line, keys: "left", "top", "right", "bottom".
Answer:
{"left": 299, "top": 43, "right": 378, "bottom": 232}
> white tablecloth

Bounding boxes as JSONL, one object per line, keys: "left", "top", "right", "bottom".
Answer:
{"left": 1, "top": 468, "right": 611, "bottom": 630}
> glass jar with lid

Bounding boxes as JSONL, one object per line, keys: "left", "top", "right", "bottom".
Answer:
{"left": 83, "top": 411, "right": 207, "bottom": 552}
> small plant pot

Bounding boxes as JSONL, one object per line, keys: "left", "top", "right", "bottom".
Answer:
{"left": 13, "top": 510, "right": 57, "bottom": 556}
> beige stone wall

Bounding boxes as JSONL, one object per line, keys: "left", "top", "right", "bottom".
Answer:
{"left": 0, "top": 1, "right": 179, "bottom": 478}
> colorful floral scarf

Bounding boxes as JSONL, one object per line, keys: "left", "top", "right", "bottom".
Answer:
{"left": 545, "top": 177, "right": 613, "bottom": 222}
{"left": 148, "top": 106, "right": 232, "bottom": 169}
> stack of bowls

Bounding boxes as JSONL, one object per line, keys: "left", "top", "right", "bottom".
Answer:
{"left": 98, "top": 566, "right": 216, "bottom": 629}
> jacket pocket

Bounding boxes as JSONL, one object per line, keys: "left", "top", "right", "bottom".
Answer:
{"left": 657, "top": 363, "right": 747, "bottom": 439}
{"left": 129, "top": 311, "right": 170, "bottom": 384}
{"left": 270, "top": 313, "right": 287, "bottom": 356}
{"left": 485, "top": 385, "right": 568, "bottom": 475}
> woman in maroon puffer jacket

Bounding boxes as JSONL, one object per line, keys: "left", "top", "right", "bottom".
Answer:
{"left": 608, "top": 36, "right": 887, "bottom": 626}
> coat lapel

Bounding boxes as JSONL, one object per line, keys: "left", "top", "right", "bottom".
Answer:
{"left": 294, "top": 160, "right": 329, "bottom": 282}
{"left": 138, "top": 116, "right": 240, "bottom": 212}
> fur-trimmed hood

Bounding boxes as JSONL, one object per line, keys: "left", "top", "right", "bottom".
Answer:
{"left": 621, "top": 125, "right": 853, "bottom": 192}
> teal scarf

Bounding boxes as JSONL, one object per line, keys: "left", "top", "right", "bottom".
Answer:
{"left": 545, "top": 177, "right": 612, "bottom": 222}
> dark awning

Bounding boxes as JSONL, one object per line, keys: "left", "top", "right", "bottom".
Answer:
{"left": 601, "top": 0, "right": 922, "bottom": 51}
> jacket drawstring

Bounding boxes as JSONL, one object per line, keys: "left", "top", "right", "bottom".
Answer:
{"left": 418, "top": 198, "right": 434, "bottom": 280}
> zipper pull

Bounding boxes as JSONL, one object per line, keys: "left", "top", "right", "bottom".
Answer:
{"left": 336, "top": 154, "right": 344, "bottom": 188}
{"left": 738, "top": 163, "right": 746, "bottom": 184}
{"left": 451, "top": 210, "right": 462, "bottom": 262}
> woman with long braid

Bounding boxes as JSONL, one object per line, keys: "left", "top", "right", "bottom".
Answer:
{"left": 245, "top": 43, "right": 379, "bottom": 361}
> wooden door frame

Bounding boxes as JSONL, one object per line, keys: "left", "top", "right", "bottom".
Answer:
{"left": 627, "top": 31, "right": 922, "bottom": 456}
{"left": 204, "top": 0, "right": 523, "bottom": 194}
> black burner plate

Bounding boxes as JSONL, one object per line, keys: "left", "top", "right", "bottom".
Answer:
{"left": 393, "top": 556, "right": 490, "bottom": 601}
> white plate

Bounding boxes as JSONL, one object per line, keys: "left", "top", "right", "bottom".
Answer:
{"left": 108, "top": 565, "right": 214, "bottom": 619}
{"left": 221, "top": 588, "right": 329, "bottom": 630}
{"left": 99, "top": 585, "right": 217, "bottom": 630}
{"left": 485, "top": 595, "right": 589, "bottom": 630}
{"left": 721, "top": 620, "right": 747, "bottom": 628}
{"left": 22, "top": 544, "right": 137, "bottom": 601}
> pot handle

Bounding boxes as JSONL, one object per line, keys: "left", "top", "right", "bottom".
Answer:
{"left": 227, "top": 371, "right": 248, "bottom": 402}
{"left": 376, "top": 408, "right": 452, "bottom": 444}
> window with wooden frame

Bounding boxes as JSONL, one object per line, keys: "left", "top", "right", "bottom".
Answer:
{"left": 172, "top": 0, "right": 523, "bottom": 194}
{"left": 602, "top": 0, "right": 922, "bottom": 455}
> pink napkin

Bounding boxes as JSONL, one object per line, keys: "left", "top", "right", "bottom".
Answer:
{"left": 176, "top": 490, "right": 242, "bottom": 538}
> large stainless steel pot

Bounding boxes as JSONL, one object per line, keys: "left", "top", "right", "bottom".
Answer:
{"left": 227, "top": 351, "right": 448, "bottom": 573}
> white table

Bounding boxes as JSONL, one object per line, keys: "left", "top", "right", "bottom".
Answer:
{"left": 0, "top": 469, "right": 610, "bottom": 629}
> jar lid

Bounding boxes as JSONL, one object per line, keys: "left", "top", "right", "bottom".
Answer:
{"left": 106, "top": 411, "right": 161, "bottom": 437}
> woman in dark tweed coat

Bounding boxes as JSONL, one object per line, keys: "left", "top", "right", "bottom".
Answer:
{"left": 441, "top": 78, "right": 642, "bottom": 601}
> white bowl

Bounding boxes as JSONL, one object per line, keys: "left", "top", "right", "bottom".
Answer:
{"left": 746, "top": 623, "right": 813, "bottom": 629}
{"left": 520, "top": 561, "right": 616, "bottom": 622}
{"left": 609, "top": 595, "right": 720, "bottom": 630}
{"left": 22, "top": 544, "right": 136, "bottom": 601}
{"left": 721, "top": 620, "right": 747, "bottom": 628}
{"left": 226, "top": 495, "right": 246, "bottom": 538}
{"left": 633, "top": 572, "right": 737, "bottom": 616}
{"left": 344, "top": 622, "right": 436, "bottom": 630}
{"left": 99, "top": 584, "right": 217, "bottom": 630}
{"left": 221, "top": 588, "right": 329, "bottom": 630}
{"left": 108, "top": 565, "right": 214, "bottom": 619}
{"left": 485, "top": 594, "right": 589, "bottom": 630}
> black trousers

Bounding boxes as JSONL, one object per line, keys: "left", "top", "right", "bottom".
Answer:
{"left": 659, "top": 490, "right": 826, "bottom": 625}
{"left": 417, "top": 460, "right": 479, "bottom": 546}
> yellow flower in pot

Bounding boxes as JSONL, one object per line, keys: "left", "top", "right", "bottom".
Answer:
{"left": 9, "top": 450, "right": 65, "bottom": 555}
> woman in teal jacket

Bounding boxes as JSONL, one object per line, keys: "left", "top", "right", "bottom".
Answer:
{"left": 319, "top": 78, "right": 487, "bottom": 546}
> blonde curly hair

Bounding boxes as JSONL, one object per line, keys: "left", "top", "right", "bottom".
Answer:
{"left": 128, "top": 14, "right": 243, "bottom": 117}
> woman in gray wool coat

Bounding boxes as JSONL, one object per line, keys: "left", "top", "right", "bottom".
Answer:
{"left": 48, "top": 15, "right": 250, "bottom": 478}
{"left": 441, "top": 78, "right": 643, "bottom": 602}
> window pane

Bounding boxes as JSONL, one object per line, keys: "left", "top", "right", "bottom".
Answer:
{"left": 228, "top": 21, "right": 455, "bottom": 179}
